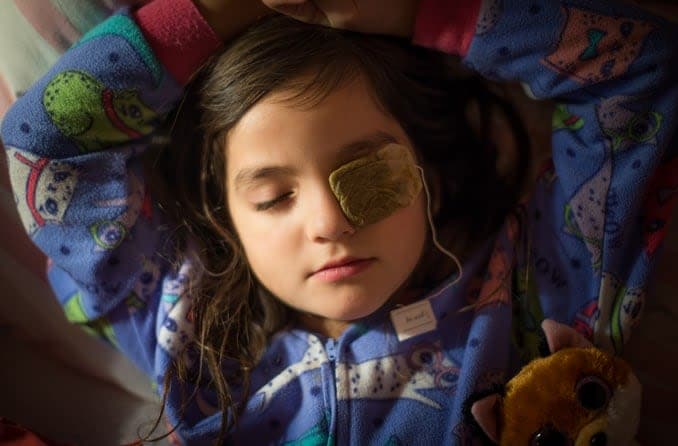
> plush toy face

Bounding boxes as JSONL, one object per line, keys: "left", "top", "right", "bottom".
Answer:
{"left": 472, "top": 320, "right": 642, "bottom": 446}
{"left": 501, "top": 347, "right": 641, "bottom": 446}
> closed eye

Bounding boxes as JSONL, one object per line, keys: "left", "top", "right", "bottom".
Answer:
{"left": 255, "top": 192, "right": 294, "bottom": 211}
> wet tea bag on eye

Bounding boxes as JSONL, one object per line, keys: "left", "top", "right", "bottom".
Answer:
{"left": 329, "top": 143, "right": 422, "bottom": 227}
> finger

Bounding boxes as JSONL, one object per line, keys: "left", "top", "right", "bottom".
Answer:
{"left": 313, "top": 0, "right": 358, "bottom": 28}
{"left": 263, "top": 0, "right": 330, "bottom": 25}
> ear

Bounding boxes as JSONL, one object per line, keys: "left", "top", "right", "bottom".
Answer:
{"left": 471, "top": 394, "right": 501, "bottom": 444}
{"left": 541, "top": 319, "right": 593, "bottom": 353}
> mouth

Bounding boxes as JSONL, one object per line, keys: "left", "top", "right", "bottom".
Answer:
{"left": 310, "top": 257, "right": 376, "bottom": 282}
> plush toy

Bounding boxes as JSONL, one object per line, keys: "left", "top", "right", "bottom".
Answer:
{"left": 471, "top": 320, "right": 642, "bottom": 446}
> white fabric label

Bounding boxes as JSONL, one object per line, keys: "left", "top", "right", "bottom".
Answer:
{"left": 390, "top": 299, "right": 437, "bottom": 342}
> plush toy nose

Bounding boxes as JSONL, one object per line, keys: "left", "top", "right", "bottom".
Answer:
{"left": 575, "top": 418, "right": 608, "bottom": 446}
{"left": 589, "top": 432, "right": 607, "bottom": 446}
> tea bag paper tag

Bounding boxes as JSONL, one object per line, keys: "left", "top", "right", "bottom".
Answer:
{"left": 390, "top": 300, "right": 437, "bottom": 342}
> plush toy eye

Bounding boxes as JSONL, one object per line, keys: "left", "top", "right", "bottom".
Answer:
{"left": 576, "top": 376, "right": 611, "bottom": 411}
{"left": 530, "top": 426, "right": 567, "bottom": 446}
{"left": 590, "top": 432, "right": 607, "bottom": 446}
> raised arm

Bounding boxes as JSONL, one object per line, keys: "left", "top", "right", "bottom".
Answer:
{"left": 0, "top": 0, "right": 267, "bottom": 334}
{"left": 413, "top": 0, "right": 677, "bottom": 354}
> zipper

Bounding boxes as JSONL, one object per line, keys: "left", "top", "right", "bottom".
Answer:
{"left": 325, "top": 337, "right": 338, "bottom": 446}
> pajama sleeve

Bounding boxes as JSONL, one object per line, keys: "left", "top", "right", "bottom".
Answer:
{"left": 0, "top": 0, "right": 221, "bottom": 368}
{"left": 413, "top": 0, "right": 677, "bottom": 354}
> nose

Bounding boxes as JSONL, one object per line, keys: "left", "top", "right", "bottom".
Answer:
{"left": 305, "top": 185, "right": 355, "bottom": 242}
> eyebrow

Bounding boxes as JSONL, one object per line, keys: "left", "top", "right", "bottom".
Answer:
{"left": 233, "top": 131, "right": 397, "bottom": 191}
{"left": 337, "top": 131, "right": 397, "bottom": 161}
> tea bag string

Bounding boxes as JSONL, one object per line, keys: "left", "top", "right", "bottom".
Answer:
{"left": 416, "top": 165, "right": 463, "bottom": 286}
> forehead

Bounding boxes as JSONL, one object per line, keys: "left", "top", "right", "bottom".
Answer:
{"left": 224, "top": 77, "right": 410, "bottom": 177}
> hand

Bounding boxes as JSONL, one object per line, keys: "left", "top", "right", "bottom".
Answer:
{"left": 194, "top": 0, "right": 273, "bottom": 41}
{"left": 262, "top": 0, "right": 420, "bottom": 37}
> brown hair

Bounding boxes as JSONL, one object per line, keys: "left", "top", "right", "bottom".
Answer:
{"left": 145, "top": 14, "right": 529, "bottom": 443}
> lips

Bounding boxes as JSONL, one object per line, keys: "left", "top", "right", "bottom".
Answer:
{"left": 316, "top": 256, "right": 363, "bottom": 272}
{"left": 310, "top": 257, "right": 375, "bottom": 282}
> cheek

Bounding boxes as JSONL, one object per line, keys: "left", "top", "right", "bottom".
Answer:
{"left": 242, "top": 230, "right": 303, "bottom": 302}
{"left": 228, "top": 204, "right": 301, "bottom": 282}
{"left": 404, "top": 196, "right": 428, "bottom": 254}
{"left": 400, "top": 193, "right": 427, "bottom": 231}
{"left": 375, "top": 195, "right": 428, "bottom": 260}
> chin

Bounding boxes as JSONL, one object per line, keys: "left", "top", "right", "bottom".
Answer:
{"left": 321, "top": 291, "right": 391, "bottom": 322}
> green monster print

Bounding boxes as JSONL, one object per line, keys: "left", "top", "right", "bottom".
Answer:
{"left": 63, "top": 291, "right": 119, "bottom": 347}
{"left": 511, "top": 265, "right": 546, "bottom": 363}
{"left": 43, "top": 70, "right": 157, "bottom": 152}
{"left": 596, "top": 272, "right": 645, "bottom": 354}
{"left": 563, "top": 203, "right": 604, "bottom": 271}
{"left": 552, "top": 104, "right": 584, "bottom": 131}
{"left": 125, "top": 292, "right": 147, "bottom": 313}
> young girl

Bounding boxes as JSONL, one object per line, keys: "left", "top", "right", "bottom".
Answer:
{"left": 2, "top": 0, "right": 676, "bottom": 444}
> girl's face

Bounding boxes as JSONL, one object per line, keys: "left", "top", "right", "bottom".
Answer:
{"left": 225, "top": 76, "right": 428, "bottom": 337}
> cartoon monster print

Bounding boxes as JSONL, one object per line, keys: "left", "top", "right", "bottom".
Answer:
{"left": 511, "top": 265, "right": 546, "bottom": 363}
{"left": 572, "top": 299, "right": 600, "bottom": 341}
{"left": 476, "top": 0, "right": 502, "bottom": 35}
{"left": 90, "top": 171, "right": 149, "bottom": 250}
{"left": 596, "top": 95, "right": 663, "bottom": 152}
{"left": 383, "top": 437, "right": 403, "bottom": 446}
{"left": 641, "top": 157, "right": 678, "bottom": 257}
{"left": 594, "top": 272, "right": 645, "bottom": 353}
{"left": 43, "top": 70, "right": 158, "bottom": 152}
{"left": 157, "top": 293, "right": 195, "bottom": 361}
{"left": 468, "top": 245, "right": 512, "bottom": 311}
{"left": 336, "top": 341, "right": 460, "bottom": 409}
{"left": 156, "top": 259, "right": 201, "bottom": 360}
{"left": 7, "top": 147, "right": 78, "bottom": 236}
{"left": 160, "top": 292, "right": 181, "bottom": 314}
{"left": 552, "top": 104, "right": 584, "bottom": 131}
{"left": 546, "top": 103, "right": 582, "bottom": 193}
{"left": 63, "top": 291, "right": 119, "bottom": 347}
{"left": 89, "top": 220, "right": 127, "bottom": 251}
{"left": 564, "top": 96, "right": 664, "bottom": 270}
{"left": 161, "top": 259, "right": 199, "bottom": 313}
{"left": 125, "top": 256, "right": 162, "bottom": 312}
{"left": 535, "top": 158, "right": 557, "bottom": 189}
{"left": 255, "top": 336, "right": 460, "bottom": 412}
{"left": 282, "top": 413, "right": 332, "bottom": 446}
{"left": 124, "top": 293, "right": 146, "bottom": 314}
{"left": 542, "top": 6, "right": 655, "bottom": 84}
{"left": 563, "top": 156, "right": 611, "bottom": 271}
{"left": 255, "top": 335, "right": 329, "bottom": 411}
